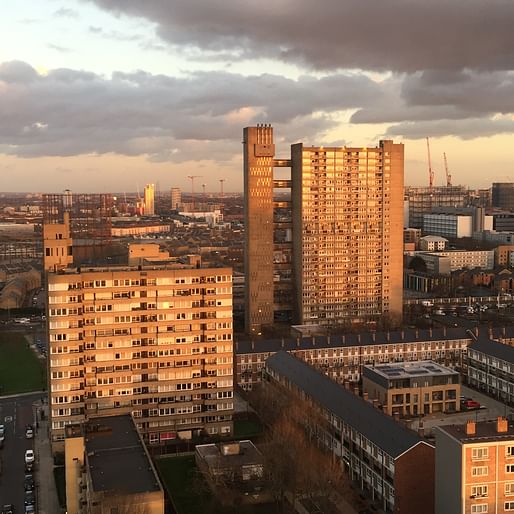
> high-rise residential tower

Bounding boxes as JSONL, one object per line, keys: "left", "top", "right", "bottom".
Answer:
{"left": 144, "top": 183, "right": 155, "bottom": 216}
{"left": 243, "top": 125, "right": 404, "bottom": 332}
{"left": 47, "top": 259, "right": 234, "bottom": 452}
{"left": 171, "top": 187, "right": 182, "bottom": 211}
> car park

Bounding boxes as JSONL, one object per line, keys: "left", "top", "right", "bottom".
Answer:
{"left": 24, "top": 449, "right": 34, "bottom": 464}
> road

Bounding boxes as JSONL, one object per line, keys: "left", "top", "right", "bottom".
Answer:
{"left": 0, "top": 393, "right": 41, "bottom": 510}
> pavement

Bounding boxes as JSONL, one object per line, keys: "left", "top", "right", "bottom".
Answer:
{"left": 34, "top": 399, "right": 63, "bottom": 514}
{"left": 408, "top": 384, "right": 514, "bottom": 436}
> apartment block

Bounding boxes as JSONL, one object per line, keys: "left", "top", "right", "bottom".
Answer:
{"left": 243, "top": 125, "right": 404, "bottom": 333}
{"left": 435, "top": 418, "right": 514, "bottom": 514}
{"left": 235, "top": 326, "right": 485, "bottom": 391}
{"left": 411, "top": 250, "right": 495, "bottom": 275}
{"left": 291, "top": 140, "right": 404, "bottom": 326}
{"left": 65, "top": 415, "right": 164, "bottom": 514}
{"left": 419, "top": 235, "right": 448, "bottom": 252}
{"left": 47, "top": 264, "right": 234, "bottom": 451}
{"left": 468, "top": 335, "right": 514, "bottom": 404}
{"left": 171, "top": 187, "right": 182, "bottom": 211}
{"left": 265, "top": 351, "right": 435, "bottom": 514}
{"left": 362, "top": 361, "right": 460, "bottom": 417}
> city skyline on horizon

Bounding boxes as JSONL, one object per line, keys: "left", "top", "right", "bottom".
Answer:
{"left": 2, "top": 1, "right": 514, "bottom": 193}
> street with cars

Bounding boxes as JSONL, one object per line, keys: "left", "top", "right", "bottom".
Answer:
{"left": 0, "top": 393, "right": 42, "bottom": 513}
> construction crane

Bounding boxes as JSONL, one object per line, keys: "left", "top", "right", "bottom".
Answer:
{"left": 187, "top": 175, "right": 202, "bottom": 212}
{"left": 202, "top": 183, "right": 207, "bottom": 207}
{"left": 219, "top": 179, "right": 225, "bottom": 199}
{"left": 443, "top": 152, "right": 452, "bottom": 187}
{"left": 426, "top": 137, "right": 435, "bottom": 190}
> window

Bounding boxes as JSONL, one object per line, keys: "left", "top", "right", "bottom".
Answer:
{"left": 508, "top": 465, "right": 514, "bottom": 473}
{"left": 505, "top": 502, "right": 514, "bottom": 511}
{"left": 471, "top": 506, "right": 488, "bottom": 513}
{"left": 472, "top": 448, "right": 489, "bottom": 460}
{"left": 507, "top": 446, "right": 514, "bottom": 457}
{"left": 472, "top": 467, "right": 488, "bottom": 477}
{"left": 471, "top": 485, "right": 488, "bottom": 498}
{"left": 505, "top": 483, "right": 514, "bottom": 496}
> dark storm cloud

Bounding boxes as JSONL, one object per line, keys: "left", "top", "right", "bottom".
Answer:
{"left": 84, "top": 0, "right": 514, "bottom": 72}
{"left": 0, "top": 61, "right": 380, "bottom": 159}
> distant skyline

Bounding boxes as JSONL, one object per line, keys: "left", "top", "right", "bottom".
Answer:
{"left": 1, "top": 0, "right": 514, "bottom": 193}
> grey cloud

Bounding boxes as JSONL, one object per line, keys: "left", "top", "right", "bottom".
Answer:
{"left": 54, "top": 8, "right": 79, "bottom": 18}
{"left": 83, "top": 0, "right": 514, "bottom": 72}
{"left": 385, "top": 118, "right": 514, "bottom": 140}
{"left": 48, "top": 44, "right": 72, "bottom": 53}
{"left": 351, "top": 70, "right": 514, "bottom": 125}
{"left": 0, "top": 61, "right": 378, "bottom": 160}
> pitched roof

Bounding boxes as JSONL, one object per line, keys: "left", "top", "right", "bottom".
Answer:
{"left": 469, "top": 336, "right": 514, "bottom": 364}
{"left": 235, "top": 326, "right": 514, "bottom": 355}
{"left": 265, "top": 351, "right": 429, "bottom": 459}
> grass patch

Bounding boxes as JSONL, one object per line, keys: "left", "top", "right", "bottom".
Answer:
{"left": 53, "top": 466, "right": 66, "bottom": 508}
{"left": 157, "top": 455, "right": 213, "bottom": 514}
{"left": 0, "top": 331, "right": 46, "bottom": 395}
{"left": 234, "top": 418, "right": 263, "bottom": 439}
{"left": 157, "top": 455, "right": 288, "bottom": 514}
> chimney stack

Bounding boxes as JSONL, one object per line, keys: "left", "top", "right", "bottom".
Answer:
{"left": 466, "top": 420, "right": 476, "bottom": 435}
{"left": 418, "top": 420, "right": 425, "bottom": 438}
{"left": 393, "top": 411, "right": 400, "bottom": 422}
{"left": 497, "top": 417, "right": 508, "bottom": 434}
{"left": 363, "top": 391, "right": 369, "bottom": 401}
{"left": 372, "top": 399, "right": 379, "bottom": 409}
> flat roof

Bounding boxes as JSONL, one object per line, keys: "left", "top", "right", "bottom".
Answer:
{"left": 85, "top": 415, "right": 161, "bottom": 494}
{"left": 266, "top": 351, "right": 429, "bottom": 459}
{"left": 196, "top": 440, "right": 263, "bottom": 469}
{"left": 437, "top": 420, "right": 514, "bottom": 444}
{"left": 364, "top": 360, "right": 458, "bottom": 381}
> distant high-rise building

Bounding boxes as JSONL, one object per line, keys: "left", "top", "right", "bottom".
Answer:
{"left": 144, "top": 183, "right": 155, "bottom": 216}
{"left": 171, "top": 187, "right": 182, "bottom": 211}
{"left": 405, "top": 185, "right": 469, "bottom": 229}
{"left": 243, "top": 125, "right": 404, "bottom": 333}
{"left": 492, "top": 182, "right": 514, "bottom": 210}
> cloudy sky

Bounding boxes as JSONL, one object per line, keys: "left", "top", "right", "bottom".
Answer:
{"left": 1, "top": 0, "right": 514, "bottom": 193}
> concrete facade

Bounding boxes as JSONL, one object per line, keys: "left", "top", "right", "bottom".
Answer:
{"left": 47, "top": 264, "right": 234, "bottom": 452}
{"left": 243, "top": 125, "right": 404, "bottom": 332}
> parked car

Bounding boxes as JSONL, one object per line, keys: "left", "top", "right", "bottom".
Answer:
{"left": 25, "top": 426, "right": 34, "bottom": 439}
{"left": 24, "top": 505, "right": 35, "bottom": 514}
{"left": 462, "top": 399, "right": 481, "bottom": 410}
{"left": 24, "top": 492, "right": 35, "bottom": 506}
{"left": 24, "top": 449, "right": 34, "bottom": 464}
{"left": 25, "top": 461, "right": 34, "bottom": 473}
{"left": 1, "top": 506, "right": 14, "bottom": 514}
{"left": 24, "top": 474, "right": 35, "bottom": 491}
{"left": 0, "top": 424, "right": 5, "bottom": 443}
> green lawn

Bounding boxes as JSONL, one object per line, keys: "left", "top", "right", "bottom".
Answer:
{"left": 157, "top": 455, "right": 213, "bottom": 514}
{"left": 0, "top": 331, "right": 46, "bottom": 395}
{"left": 157, "top": 455, "right": 287, "bottom": 514}
{"left": 234, "top": 418, "right": 263, "bottom": 439}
